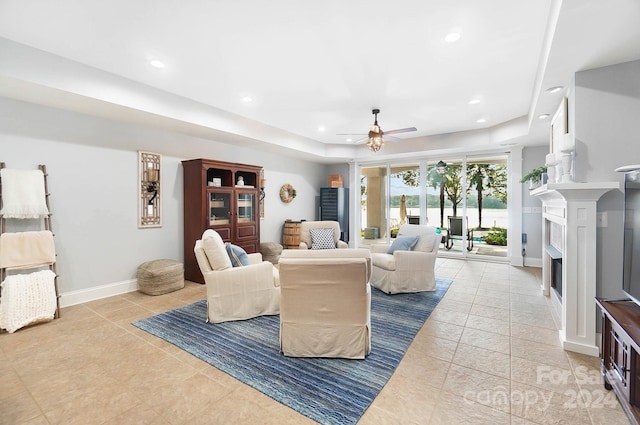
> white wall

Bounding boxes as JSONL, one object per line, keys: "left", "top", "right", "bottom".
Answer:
{"left": 573, "top": 59, "right": 640, "bottom": 299}
{"left": 0, "top": 97, "right": 326, "bottom": 299}
{"left": 522, "top": 145, "right": 548, "bottom": 266}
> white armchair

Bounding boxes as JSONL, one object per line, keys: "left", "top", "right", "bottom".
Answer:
{"left": 194, "top": 229, "right": 280, "bottom": 323}
{"left": 278, "top": 248, "right": 372, "bottom": 358}
{"left": 298, "top": 221, "right": 348, "bottom": 249}
{"left": 370, "top": 224, "right": 440, "bottom": 294}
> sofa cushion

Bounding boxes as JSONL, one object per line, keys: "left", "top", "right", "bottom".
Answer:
{"left": 414, "top": 231, "right": 438, "bottom": 252}
{"left": 310, "top": 228, "right": 336, "bottom": 250}
{"left": 387, "top": 236, "right": 418, "bottom": 254}
{"left": 397, "top": 225, "right": 437, "bottom": 252}
{"left": 371, "top": 252, "right": 396, "bottom": 271}
{"left": 225, "top": 243, "right": 249, "bottom": 267}
{"left": 201, "top": 230, "right": 232, "bottom": 270}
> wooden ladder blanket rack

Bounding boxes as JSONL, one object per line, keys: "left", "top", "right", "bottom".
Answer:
{"left": 0, "top": 162, "right": 61, "bottom": 333}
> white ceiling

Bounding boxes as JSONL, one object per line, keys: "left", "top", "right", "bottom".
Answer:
{"left": 0, "top": 0, "right": 639, "bottom": 161}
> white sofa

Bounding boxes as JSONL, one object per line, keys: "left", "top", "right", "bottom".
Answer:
{"left": 370, "top": 224, "right": 440, "bottom": 294}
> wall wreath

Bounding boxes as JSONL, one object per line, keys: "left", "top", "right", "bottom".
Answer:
{"left": 279, "top": 184, "right": 296, "bottom": 203}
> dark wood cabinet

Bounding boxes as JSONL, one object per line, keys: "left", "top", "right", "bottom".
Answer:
{"left": 182, "top": 158, "right": 261, "bottom": 283}
{"left": 319, "top": 187, "right": 349, "bottom": 243}
{"left": 596, "top": 298, "right": 640, "bottom": 425}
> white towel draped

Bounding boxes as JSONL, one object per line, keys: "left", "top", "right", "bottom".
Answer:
{"left": 0, "top": 270, "right": 57, "bottom": 333}
{"left": 0, "top": 169, "right": 49, "bottom": 219}
{"left": 0, "top": 231, "right": 56, "bottom": 270}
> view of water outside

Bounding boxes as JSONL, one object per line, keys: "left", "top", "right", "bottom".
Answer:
{"left": 361, "top": 207, "right": 507, "bottom": 231}
{"left": 384, "top": 174, "right": 507, "bottom": 229}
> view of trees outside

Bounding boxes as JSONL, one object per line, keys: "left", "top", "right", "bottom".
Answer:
{"left": 391, "top": 162, "right": 507, "bottom": 229}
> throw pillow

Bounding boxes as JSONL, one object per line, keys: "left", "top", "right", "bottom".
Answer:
{"left": 225, "top": 243, "right": 250, "bottom": 267}
{"left": 387, "top": 236, "right": 418, "bottom": 254}
{"left": 201, "top": 231, "right": 232, "bottom": 270}
{"left": 310, "top": 228, "right": 336, "bottom": 250}
{"left": 413, "top": 232, "right": 438, "bottom": 252}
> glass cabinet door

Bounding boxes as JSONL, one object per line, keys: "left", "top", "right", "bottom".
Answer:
{"left": 209, "top": 192, "right": 231, "bottom": 226}
{"left": 237, "top": 193, "right": 255, "bottom": 223}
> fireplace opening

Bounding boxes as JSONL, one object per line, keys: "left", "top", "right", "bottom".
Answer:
{"left": 545, "top": 244, "right": 563, "bottom": 300}
{"left": 551, "top": 257, "right": 562, "bottom": 300}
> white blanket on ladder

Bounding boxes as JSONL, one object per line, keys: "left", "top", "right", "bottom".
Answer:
{"left": 0, "top": 168, "right": 50, "bottom": 219}
{"left": 0, "top": 270, "right": 56, "bottom": 333}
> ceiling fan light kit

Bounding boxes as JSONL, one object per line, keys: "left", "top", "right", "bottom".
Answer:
{"left": 367, "top": 109, "right": 381, "bottom": 152}
{"left": 367, "top": 109, "right": 384, "bottom": 152}
{"left": 367, "top": 135, "right": 384, "bottom": 152}
{"left": 338, "top": 108, "right": 417, "bottom": 152}
{"left": 348, "top": 108, "right": 416, "bottom": 152}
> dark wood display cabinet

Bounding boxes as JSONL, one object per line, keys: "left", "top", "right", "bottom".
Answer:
{"left": 182, "top": 158, "right": 261, "bottom": 284}
{"left": 596, "top": 297, "right": 640, "bottom": 425}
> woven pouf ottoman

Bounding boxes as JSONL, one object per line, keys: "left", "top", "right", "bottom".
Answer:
{"left": 137, "top": 259, "right": 184, "bottom": 295}
{"left": 260, "top": 242, "right": 283, "bottom": 264}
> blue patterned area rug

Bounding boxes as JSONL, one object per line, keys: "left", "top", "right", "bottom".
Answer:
{"left": 133, "top": 278, "right": 452, "bottom": 425}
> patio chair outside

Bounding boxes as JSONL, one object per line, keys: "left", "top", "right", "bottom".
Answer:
{"left": 445, "top": 216, "right": 473, "bottom": 252}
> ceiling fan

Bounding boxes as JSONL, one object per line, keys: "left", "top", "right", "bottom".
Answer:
{"left": 338, "top": 108, "right": 417, "bottom": 152}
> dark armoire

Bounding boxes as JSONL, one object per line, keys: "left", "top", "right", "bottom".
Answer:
{"left": 182, "top": 158, "right": 261, "bottom": 284}
{"left": 319, "top": 187, "right": 349, "bottom": 243}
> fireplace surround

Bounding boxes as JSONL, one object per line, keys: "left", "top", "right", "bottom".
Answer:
{"left": 532, "top": 182, "right": 618, "bottom": 356}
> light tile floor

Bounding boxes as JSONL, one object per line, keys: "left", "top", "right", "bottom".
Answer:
{"left": 0, "top": 258, "right": 632, "bottom": 424}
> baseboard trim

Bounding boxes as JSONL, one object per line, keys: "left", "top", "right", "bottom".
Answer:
{"left": 60, "top": 279, "right": 138, "bottom": 308}
{"left": 524, "top": 257, "right": 542, "bottom": 268}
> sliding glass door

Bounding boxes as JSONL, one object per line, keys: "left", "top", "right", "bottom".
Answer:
{"left": 465, "top": 155, "right": 508, "bottom": 259}
{"left": 359, "top": 165, "right": 388, "bottom": 245}
{"left": 390, "top": 163, "right": 421, "bottom": 232}
{"left": 358, "top": 154, "right": 509, "bottom": 261}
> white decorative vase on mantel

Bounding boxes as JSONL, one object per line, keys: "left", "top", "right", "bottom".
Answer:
{"left": 545, "top": 153, "right": 557, "bottom": 183}
{"left": 560, "top": 133, "right": 575, "bottom": 183}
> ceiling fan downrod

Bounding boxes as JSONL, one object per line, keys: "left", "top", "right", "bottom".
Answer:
{"left": 372, "top": 108, "right": 380, "bottom": 126}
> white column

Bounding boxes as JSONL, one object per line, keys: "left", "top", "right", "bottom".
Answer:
{"left": 559, "top": 196, "right": 599, "bottom": 355}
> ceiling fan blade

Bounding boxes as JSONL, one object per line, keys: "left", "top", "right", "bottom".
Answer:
{"left": 384, "top": 127, "right": 417, "bottom": 136}
{"left": 354, "top": 135, "right": 400, "bottom": 144}
{"left": 339, "top": 109, "right": 416, "bottom": 148}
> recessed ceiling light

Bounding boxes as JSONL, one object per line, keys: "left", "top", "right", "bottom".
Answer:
{"left": 346, "top": 138, "right": 353, "bottom": 142}
{"left": 476, "top": 118, "right": 487, "bottom": 123}
{"left": 538, "top": 114, "right": 550, "bottom": 119}
{"left": 149, "top": 59, "right": 165, "bottom": 69}
{"left": 546, "top": 86, "right": 563, "bottom": 94}
{"left": 444, "top": 32, "right": 461, "bottom": 43}
{"left": 242, "top": 96, "right": 253, "bottom": 102}
{"left": 318, "top": 126, "right": 325, "bottom": 132}
{"left": 468, "top": 99, "right": 481, "bottom": 105}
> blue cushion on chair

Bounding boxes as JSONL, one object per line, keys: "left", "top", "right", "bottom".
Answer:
{"left": 387, "top": 236, "right": 418, "bottom": 254}
{"left": 225, "top": 243, "right": 250, "bottom": 267}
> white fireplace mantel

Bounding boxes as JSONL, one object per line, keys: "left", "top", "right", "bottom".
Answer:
{"left": 531, "top": 181, "right": 619, "bottom": 356}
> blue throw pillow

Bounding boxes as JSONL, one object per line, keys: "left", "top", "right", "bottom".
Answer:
{"left": 225, "top": 243, "right": 249, "bottom": 267}
{"left": 387, "top": 236, "right": 418, "bottom": 254}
